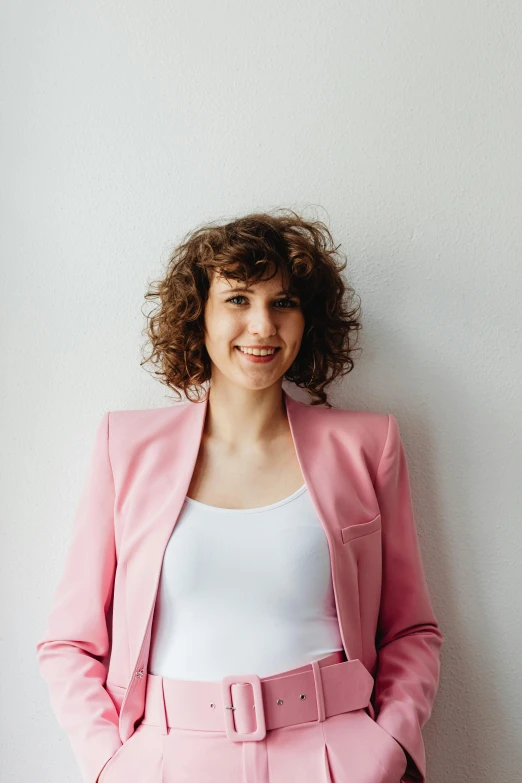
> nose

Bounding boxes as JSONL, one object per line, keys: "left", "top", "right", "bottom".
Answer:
{"left": 247, "top": 307, "right": 277, "bottom": 337}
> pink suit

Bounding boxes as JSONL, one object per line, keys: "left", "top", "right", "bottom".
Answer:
{"left": 36, "top": 389, "right": 443, "bottom": 783}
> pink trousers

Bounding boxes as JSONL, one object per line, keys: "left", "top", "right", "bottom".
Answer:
{"left": 98, "top": 651, "right": 407, "bottom": 783}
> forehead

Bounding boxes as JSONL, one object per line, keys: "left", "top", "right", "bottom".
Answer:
{"left": 210, "top": 269, "right": 291, "bottom": 294}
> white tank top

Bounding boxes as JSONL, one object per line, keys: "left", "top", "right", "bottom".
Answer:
{"left": 148, "top": 483, "right": 344, "bottom": 681}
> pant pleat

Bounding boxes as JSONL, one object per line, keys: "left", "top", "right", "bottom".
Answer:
{"left": 242, "top": 739, "right": 270, "bottom": 783}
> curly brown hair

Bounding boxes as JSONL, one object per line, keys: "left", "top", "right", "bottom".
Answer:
{"left": 140, "top": 208, "right": 362, "bottom": 407}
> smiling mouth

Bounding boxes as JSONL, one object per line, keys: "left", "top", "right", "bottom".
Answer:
{"left": 235, "top": 346, "right": 281, "bottom": 356}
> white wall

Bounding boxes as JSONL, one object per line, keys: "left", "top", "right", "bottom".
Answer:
{"left": 2, "top": 1, "right": 521, "bottom": 781}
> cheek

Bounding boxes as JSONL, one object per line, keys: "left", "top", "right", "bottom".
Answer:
{"left": 205, "top": 323, "right": 243, "bottom": 363}
{"left": 205, "top": 308, "right": 241, "bottom": 341}
{"left": 286, "top": 316, "right": 305, "bottom": 347}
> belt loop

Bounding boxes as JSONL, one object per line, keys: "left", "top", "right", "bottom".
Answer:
{"left": 159, "top": 676, "right": 169, "bottom": 735}
{"left": 311, "top": 661, "right": 326, "bottom": 723}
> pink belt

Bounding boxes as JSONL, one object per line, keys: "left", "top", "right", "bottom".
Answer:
{"left": 142, "top": 650, "right": 374, "bottom": 742}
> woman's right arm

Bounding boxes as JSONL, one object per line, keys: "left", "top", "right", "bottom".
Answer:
{"left": 36, "top": 412, "right": 123, "bottom": 783}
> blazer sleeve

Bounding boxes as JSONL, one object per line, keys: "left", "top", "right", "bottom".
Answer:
{"left": 35, "top": 412, "right": 123, "bottom": 783}
{"left": 373, "top": 413, "right": 444, "bottom": 783}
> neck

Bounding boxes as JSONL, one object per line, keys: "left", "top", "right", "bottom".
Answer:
{"left": 204, "top": 382, "right": 288, "bottom": 448}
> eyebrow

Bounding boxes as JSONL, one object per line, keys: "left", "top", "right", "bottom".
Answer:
{"left": 220, "top": 287, "right": 297, "bottom": 297}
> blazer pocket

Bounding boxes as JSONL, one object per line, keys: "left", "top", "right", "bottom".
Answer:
{"left": 341, "top": 514, "right": 381, "bottom": 544}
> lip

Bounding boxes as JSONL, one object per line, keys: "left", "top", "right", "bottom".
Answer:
{"left": 235, "top": 346, "right": 280, "bottom": 364}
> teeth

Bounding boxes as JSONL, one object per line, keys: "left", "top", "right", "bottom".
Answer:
{"left": 238, "top": 347, "right": 277, "bottom": 356}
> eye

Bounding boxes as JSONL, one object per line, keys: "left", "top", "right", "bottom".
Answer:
{"left": 225, "top": 296, "right": 299, "bottom": 308}
{"left": 275, "top": 298, "right": 299, "bottom": 308}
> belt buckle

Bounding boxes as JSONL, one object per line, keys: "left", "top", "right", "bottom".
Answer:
{"left": 221, "top": 673, "right": 267, "bottom": 742}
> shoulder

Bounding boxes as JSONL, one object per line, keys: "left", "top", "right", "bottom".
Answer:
{"left": 286, "top": 395, "right": 395, "bottom": 466}
{"left": 103, "top": 403, "right": 194, "bottom": 455}
{"left": 107, "top": 403, "right": 190, "bottom": 426}
{"left": 291, "top": 394, "right": 391, "bottom": 432}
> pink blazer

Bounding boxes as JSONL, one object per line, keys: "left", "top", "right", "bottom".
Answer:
{"left": 36, "top": 389, "right": 443, "bottom": 783}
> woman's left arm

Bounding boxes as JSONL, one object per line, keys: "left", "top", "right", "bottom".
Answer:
{"left": 372, "top": 414, "right": 444, "bottom": 783}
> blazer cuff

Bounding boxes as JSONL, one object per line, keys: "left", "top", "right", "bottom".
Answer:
{"left": 376, "top": 708, "right": 425, "bottom": 783}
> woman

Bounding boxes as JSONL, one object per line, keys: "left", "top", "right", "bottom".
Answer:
{"left": 36, "top": 209, "right": 443, "bottom": 783}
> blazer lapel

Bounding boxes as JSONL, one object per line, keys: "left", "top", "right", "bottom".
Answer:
{"left": 284, "top": 391, "right": 364, "bottom": 662}
{"left": 119, "top": 397, "right": 208, "bottom": 738}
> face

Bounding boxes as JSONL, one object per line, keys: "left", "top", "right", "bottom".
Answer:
{"left": 203, "top": 269, "right": 306, "bottom": 391}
